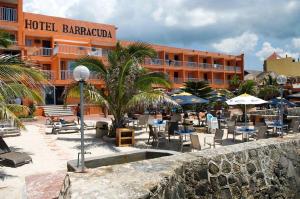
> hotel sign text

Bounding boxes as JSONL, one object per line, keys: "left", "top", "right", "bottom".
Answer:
{"left": 24, "top": 19, "right": 112, "bottom": 38}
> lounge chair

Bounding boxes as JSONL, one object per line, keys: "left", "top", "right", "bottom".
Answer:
{"left": 0, "top": 137, "right": 32, "bottom": 167}
{"left": 0, "top": 121, "right": 20, "bottom": 137}
{"left": 51, "top": 122, "right": 79, "bottom": 134}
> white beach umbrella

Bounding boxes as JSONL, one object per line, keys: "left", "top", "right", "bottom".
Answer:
{"left": 226, "top": 93, "right": 267, "bottom": 125}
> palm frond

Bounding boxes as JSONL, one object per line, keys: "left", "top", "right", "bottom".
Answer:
{"left": 126, "top": 90, "right": 178, "bottom": 110}
{"left": 135, "top": 72, "right": 171, "bottom": 91}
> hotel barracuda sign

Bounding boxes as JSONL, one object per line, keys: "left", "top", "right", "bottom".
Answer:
{"left": 24, "top": 19, "right": 113, "bottom": 38}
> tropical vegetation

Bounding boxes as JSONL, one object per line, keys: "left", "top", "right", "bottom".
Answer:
{"left": 0, "top": 31, "right": 46, "bottom": 126}
{"left": 64, "top": 42, "right": 175, "bottom": 136}
{"left": 182, "top": 80, "right": 213, "bottom": 99}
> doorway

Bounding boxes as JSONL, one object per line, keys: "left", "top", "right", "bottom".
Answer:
{"left": 55, "top": 86, "right": 65, "bottom": 105}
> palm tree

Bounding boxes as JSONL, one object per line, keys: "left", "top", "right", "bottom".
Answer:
{"left": 257, "top": 85, "right": 279, "bottom": 100}
{"left": 182, "top": 80, "right": 213, "bottom": 98}
{"left": 238, "top": 80, "right": 257, "bottom": 95}
{"left": 65, "top": 42, "right": 175, "bottom": 136}
{"left": 0, "top": 54, "right": 46, "bottom": 126}
{"left": 229, "top": 74, "right": 240, "bottom": 91}
{"left": 0, "top": 31, "right": 12, "bottom": 48}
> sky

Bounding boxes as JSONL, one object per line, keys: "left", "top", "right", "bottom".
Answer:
{"left": 23, "top": 0, "right": 300, "bottom": 71}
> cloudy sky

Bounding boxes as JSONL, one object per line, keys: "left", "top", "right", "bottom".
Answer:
{"left": 24, "top": 0, "right": 300, "bottom": 70}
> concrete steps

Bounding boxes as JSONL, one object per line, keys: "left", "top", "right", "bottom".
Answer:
{"left": 41, "top": 105, "right": 74, "bottom": 117}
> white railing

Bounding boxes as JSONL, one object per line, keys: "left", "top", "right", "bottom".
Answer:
{"left": 226, "top": 66, "right": 236, "bottom": 71}
{"left": 173, "top": 78, "right": 183, "bottom": 84}
{"left": 213, "top": 64, "right": 224, "bottom": 70}
{"left": 186, "top": 78, "right": 200, "bottom": 82}
{"left": 214, "top": 79, "right": 224, "bottom": 85}
{"left": 27, "top": 47, "right": 52, "bottom": 57}
{"left": 60, "top": 70, "right": 101, "bottom": 80}
{"left": 235, "top": 67, "right": 241, "bottom": 72}
{"left": 199, "top": 63, "right": 211, "bottom": 69}
{"left": 165, "top": 60, "right": 182, "bottom": 67}
{"left": 53, "top": 44, "right": 110, "bottom": 57}
{"left": 41, "top": 70, "right": 55, "bottom": 80}
{"left": 144, "top": 58, "right": 163, "bottom": 66}
{"left": 0, "top": 7, "right": 17, "bottom": 22}
{"left": 185, "top": 61, "right": 197, "bottom": 67}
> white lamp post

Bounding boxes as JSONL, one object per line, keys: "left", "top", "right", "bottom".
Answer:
{"left": 73, "top": 65, "right": 90, "bottom": 172}
{"left": 276, "top": 75, "right": 287, "bottom": 137}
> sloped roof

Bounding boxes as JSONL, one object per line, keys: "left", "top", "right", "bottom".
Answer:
{"left": 266, "top": 52, "right": 281, "bottom": 60}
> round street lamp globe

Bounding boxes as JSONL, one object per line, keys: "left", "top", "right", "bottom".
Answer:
{"left": 73, "top": 65, "right": 90, "bottom": 82}
{"left": 276, "top": 75, "right": 287, "bottom": 85}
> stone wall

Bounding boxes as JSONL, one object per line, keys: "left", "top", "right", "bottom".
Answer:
{"left": 59, "top": 135, "right": 300, "bottom": 199}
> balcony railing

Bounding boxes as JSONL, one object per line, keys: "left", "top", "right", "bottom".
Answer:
{"left": 53, "top": 44, "right": 110, "bottom": 57}
{"left": 212, "top": 64, "right": 224, "bottom": 70}
{"left": 60, "top": 70, "right": 101, "bottom": 80}
{"left": 144, "top": 58, "right": 163, "bottom": 66}
{"left": 235, "top": 67, "right": 241, "bottom": 72}
{"left": 165, "top": 60, "right": 182, "bottom": 67}
{"left": 199, "top": 63, "right": 211, "bottom": 69}
{"left": 27, "top": 47, "right": 52, "bottom": 57}
{"left": 213, "top": 79, "right": 224, "bottom": 85}
{"left": 173, "top": 78, "right": 183, "bottom": 84}
{"left": 185, "top": 61, "right": 197, "bottom": 68}
{"left": 226, "top": 66, "right": 236, "bottom": 71}
{"left": 0, "top": 7, "right": 17, "bottom": 22}
{"left": 186, "top": 78, "right": 199, "bottom": 82}
{"left": 41, "top": 70, "right": 55, "bottom": 80}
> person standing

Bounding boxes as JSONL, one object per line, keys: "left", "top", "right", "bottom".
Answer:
{"left": 76, "top": 104, "right": 81, "bottom": 124}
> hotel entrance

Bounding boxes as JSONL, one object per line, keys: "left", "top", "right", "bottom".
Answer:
{"left": 44, "top": 86, "right": 65, "bottom": 105}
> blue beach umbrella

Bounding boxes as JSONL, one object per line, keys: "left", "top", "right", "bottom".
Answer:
{"left": 268, "top": 98, "right": 296, "bottom": 107}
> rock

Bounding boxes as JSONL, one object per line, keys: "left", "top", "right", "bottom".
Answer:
{"left": 235, "top": 152, "right": 247, "bottom": 164}
{"left": 279, "top": 156, "right": 289, "bottom": 169}
{"left": 249, "top": 149, "right": 258, "bottom": 160}
{"left": 233, "top": 163, "right": 241, "bottom": 172}
{"left": 208, "top": 162, "right": 220, "bottom": 175}
{"left": 210, "top": 177, "right": 219, "bottom": 191}
{"left": 220, "top": 188, "right": 232, "bottom": 199}
{"left": 228, "top": 175, "right": 237, "bottom": 184}
{"left": 247, "top": 163, "right": 257, "bottom": 175}
{"left": 218, "top": 175, "right": 227, "bottom": 187}
{"left": 222, "top": 160, "right": 232, "bottom": 173}
{"left": 231, "top": 186, "right": 241, "bottom": 198}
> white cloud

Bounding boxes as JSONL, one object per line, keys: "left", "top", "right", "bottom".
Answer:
{"left": 292, "top": 38, "right": 300, "bottom": 49}
{"left": 256, "top": 42, "right": 299, "bottom": 61}
{"left": 151, "top": 1, "right": 217, "bottom": 28}
{"left": 212, "top": 32, "right": 258, "bottom": 54}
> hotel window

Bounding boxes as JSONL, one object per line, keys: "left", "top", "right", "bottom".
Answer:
{"left": 227, "top": 61, "right": 230, "bottom": 66}
{"left": 174, "top": 55, "right": 179, "bottom": 61}
{"left": 25, "top": 39, "right": 32, "bottom": 46}
{"left": 204, "top": 74, "right": 208, "bottom": 80}
{"left": 203, "top": 58, "right": 207, "bottom": 63}
{"left": 165, "top": 54, "right": 169, "bottom": 60}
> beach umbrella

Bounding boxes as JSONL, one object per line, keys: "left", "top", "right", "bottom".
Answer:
{"left": 171, "top": 92, "right": 209, "bottom": 105}
{"left": 226, "top": 93, "right": 267, "bottom": 125}
{"left": 268, "top": 98, "right": 296, "bottom": 107}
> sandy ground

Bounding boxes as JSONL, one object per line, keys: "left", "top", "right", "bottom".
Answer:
{"left": 0, "top": 113, "right": 260, "bottom": 199}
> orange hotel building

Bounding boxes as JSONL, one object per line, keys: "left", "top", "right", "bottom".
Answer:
{"left": 0, "top": 0, "right": 244, "bottom": 114}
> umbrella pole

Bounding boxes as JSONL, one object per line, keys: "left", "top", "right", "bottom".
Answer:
{"left": 244, "top": 104, "right": 246, "bottom": 126}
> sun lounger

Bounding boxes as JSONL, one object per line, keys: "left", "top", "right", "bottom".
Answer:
{"left": 51, "top": 122, "right": 80, "bottom": 134}
{"left": 0, "top": 137, "right": 32, "bottom": 167}
{"left": 0, "top": 121, "right": 20, "bottom": 137}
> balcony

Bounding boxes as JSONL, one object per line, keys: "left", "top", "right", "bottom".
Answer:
{"left": 144, "top": 58, "right": 163, "bottom": 66}
{"left": 235, "top": 67, "right": 242, "bottom": 72}
{"left": 60, "top": 70, "right": 101, "bottom": 80}
{"left": 53, "top": 44, "right": 110, "bottom": 57}
{"left": 27, "top": 47, "right": 52, "bottom": 57}
{"left": 41, "top": 70, "right": 55, "bottom": 80}
{"left": 0, "top": 7, "right": 17, "bottom": 22}
{"left": 165, "top": 60, "right": 182, "bottom": 67}
{"left": 199, "top": 63, "right": 211, "bottom": 70}
{"left": 226, "top": 66, "right": 236, "bottom": 72}
{"left": 213, "top": 79, "right": 224, "bottom": 85}
{"left": 212, "top": 64, "right": 224, "bottom": 71}
{"left": 173, "top": 77, "right": 183, "bottom": 84}
{"left": 186, "top": 78, "right": 200, "bottom": 82}
{"left": 184, "top": 61, "right": 198, "bottom": 68}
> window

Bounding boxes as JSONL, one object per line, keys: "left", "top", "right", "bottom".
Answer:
{"left": 203, "top": 58, "right": 207, "bottom": 63}
{"left": 174, "top": 55, "right": 179, "bottom": 61}
{"left": 165, "top": 54, "right": 169, "bottom": 60}
{"left": 204, "top": 74, "right": 208, "bottom": 80}
{"left": 25, "top": 39, "right": 32, "bottom": 46}
{"left": 227, "top": 61, "right": 230, "bottom": 66}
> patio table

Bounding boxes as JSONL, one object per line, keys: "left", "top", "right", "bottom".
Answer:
{"left": 175, "top": 129, "right": 195, "bottom": 152}
{"left": 234, "top": 126, "right": 257, "bottom": 142}
{"left": 150, "top": 120, "right": 166, "bottom": 131}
